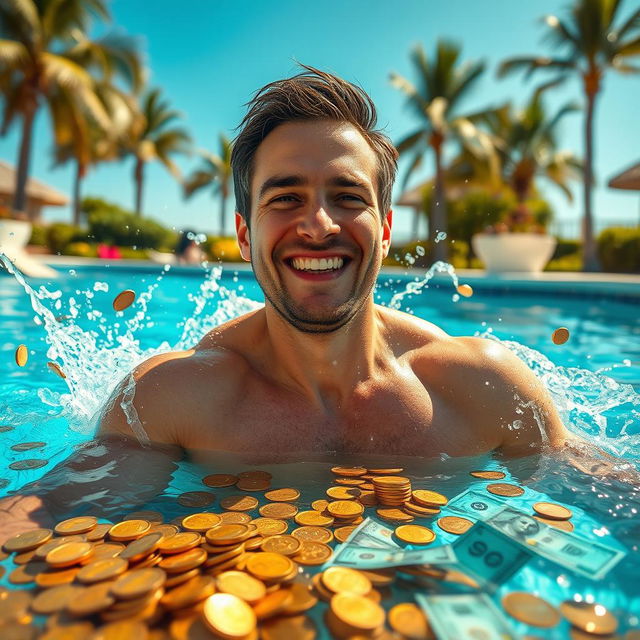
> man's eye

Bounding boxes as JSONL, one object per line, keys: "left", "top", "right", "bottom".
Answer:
{"left": 272, "top": 195, "right": 297, "bottom": 202}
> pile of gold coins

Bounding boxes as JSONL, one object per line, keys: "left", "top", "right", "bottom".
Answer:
{"left": 0, "top": 466, "right": 632, "bottom": 639}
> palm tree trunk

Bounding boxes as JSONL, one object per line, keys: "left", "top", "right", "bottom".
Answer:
{"left": 72, "top": 162, "right": 85, "bottom": 226}
{"left": 219, "top": 189, "right": 227, "bottom": 236}
{"left": 13, "top": 105, "right": 37, "bottom": 216}
{"left": 582, "top": 84, "right": 599, "bottom": 272}
{"left": 431, "top": 141, "right": 447, "bottom": 262}
{"left": 134, "top": 159, "right": 144, "bottom": 217}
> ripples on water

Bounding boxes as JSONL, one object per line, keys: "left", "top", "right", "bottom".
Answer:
{"left": 1, "top": 255, "right": 639, "bottom": 635}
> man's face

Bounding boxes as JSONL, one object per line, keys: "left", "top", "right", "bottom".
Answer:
{"left": 236, "top": 120, "right": 392, "bottom": 333}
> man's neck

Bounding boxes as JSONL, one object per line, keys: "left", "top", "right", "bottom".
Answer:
{"left": 260, "top": 299, "right": 387, "bottom": 411}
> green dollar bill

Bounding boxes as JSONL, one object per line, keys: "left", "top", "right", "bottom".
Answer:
{"left": 446, "top": 488, "right": 508, "bottom": 520}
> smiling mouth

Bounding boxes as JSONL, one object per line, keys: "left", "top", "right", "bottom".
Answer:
{"left": 286, "top": 256, "right": 350, "bottom": 273}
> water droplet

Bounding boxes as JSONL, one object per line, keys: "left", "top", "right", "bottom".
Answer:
{"left": 435, "top": 231, "right": 447, "bottom": 243}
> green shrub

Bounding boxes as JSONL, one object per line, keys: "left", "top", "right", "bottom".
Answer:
{"left": 64, "top": 242, "right": 97, "bottom": 258}
{"left": 552, "top": 238, "right": 581, "bottom": 260}
{"left": 46, "top": 223, "right": 85, "bottom": 254}
{"left": 28, "top": 224, "right": 48, "bottom": 246}
{"left": 203, "top": 236, "right": 243, "bottom": 262}
{"left": 81, "top": 197, "right": 178, "bottom": 250}
{"left": 597, "top": 227, "right": 640, "bottom": 273}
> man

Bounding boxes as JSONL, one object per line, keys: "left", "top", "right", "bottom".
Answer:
{"left": 0, "top": 65, "right": 576, "bottom": 542}
{"left": 100, "top": 65, "right": 569, "bottom": 457}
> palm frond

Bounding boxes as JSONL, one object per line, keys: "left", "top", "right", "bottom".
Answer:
{"left": 497, "top": 56, "right": 576, "bottom": 78}
{"left": 448, "top": 60, "right": 485, "bottom": 110}
{"left": 0, "top": 38, "right": 29, "bottom": 67}
{"left": 389, "top": 71, "right": 430, "bottom": 122}
{"left": 399, "top": 151, "right": 425, "bottom": 193}
{"left": 616, "top": 34, "right": 640, "bottom": 57}
{"left": 183, "top": 169, "right": 217, "bottom": 199}
{"left": 615, "top": 7, "right": 640, "bottom": 39}
{"left": 394, "top": 128, "right": 426, "bottom": 155}
{"left": 0, "top": 0, "right": 40, "bottom": 49}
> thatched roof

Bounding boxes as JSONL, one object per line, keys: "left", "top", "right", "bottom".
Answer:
{"left": 0, "top": 160, "right": 68, "bottom": 206}
{"left": 608, "top": 161, "right": 640, "bottom": 191}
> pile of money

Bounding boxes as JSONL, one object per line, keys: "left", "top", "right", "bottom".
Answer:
{"left": 0, "top": 466, "right": 634, "bottom": 639}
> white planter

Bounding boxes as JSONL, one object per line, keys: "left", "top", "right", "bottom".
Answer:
{"left": 0, "top": 219, "right": 57, "bottom": 278}
{"left": 472, "top": 233, "right": 557, "bottom": 274}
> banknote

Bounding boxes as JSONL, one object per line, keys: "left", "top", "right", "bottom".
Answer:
{"left": 330, "top": 539, "right": 458, "bottom": 570}
{"left": 416, "top": 593, "right": 519, "bottom": 640}
{"left": 486, "top": 505, "right": 625, "bottom": 580}
{"left": 453, "top": 520, "right": 532, "bottom": 588}
{"left": 446, "top": 488, "right": 508, "bottom": 521}
{"left": 339, "top": 517, "right": 400, "bottom": 549}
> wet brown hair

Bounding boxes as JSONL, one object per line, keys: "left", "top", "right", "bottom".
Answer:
{"left": 231, "top": 64, "right": 398, "bottom": 228}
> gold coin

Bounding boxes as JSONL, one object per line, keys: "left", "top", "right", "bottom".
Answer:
{"left": 67, "top": 581, "right": 116, "bottom": 616}
{"left": 326, "top": 486, "right": 361, "bottom": 500}
{"left": 177, "top": 490, "right": 216, "bottom": 507}
{"left": 54, "top": 516, "right": 98, "bottom": 536}
{"left": 203, "top": 592, "right": 257, "bottom": 638}
{"left": 34, "top": 537, "right": 84, "bottom": 563}
{"left": 486, "top": 483, "right": 525, "bottom": 497}
{"left": 533, "top": 515, "right": 574, "bottom": 532}
{"left": 261, "top": 614, "right": 317, "bottom": 640}
{"left": 330, "top": 592, "right": 385, "bottom": 631}
{"left": 110, "top": 567, "right": 166, "bottom": 600}
{"left": 394, "top": 524, "right": 436, "bottom": 545}
{"left": 260, "top": 535, "right": 301, "bottom": 557}
{"left": 203, "top": 544, "right": 245, "bottom": 568}
{"left": 470, "top": 470, "right": 506, "bottom": 480}
{"left": 47, "top": 361, "right": 66, "bottom": 379}
{"left": 36, "top": 566, "right": 80, "bottom": 587}
{"left": 559, "top": 601, "right": 618, "bottom": 635}
{"left": 221, "top": 495, "right": 259, "bottom": 512}
{"left": 91, "top": 620, "right": 149, "bottom": 640}
{"left": 334, "top": 526, "right": 357, "bottom": 543}
{"left": 3, "top": 528, "right": 52, "bottom": 553}
{"left": 291, "top": 526, "right": 334, "bottom": 544}
{"left": 216, "top": 570, "right": 266, "bottom": 604}
{"left": 294, "top": 541, "right": 333, "bottom": 566}
{"left": 86, "top": 523, "right": 113, "bottom": 542}
{"left": 322, "top": 566, "right": 371, "bottom": 596}
{"left": 246, "top": 552, "right": 295, "bottom": 582}
{"left": 264, "top": 488, "right": 300, "bottom": 502}
{"left": 15, "top": 344, "right": 28, "bottom": 367}
{"left": 294, "top": 510, "right": 334, "bottom": 527}
{"left": 259, "top": 503, "right": 298, "bottom": 519}
{"left": 334, "top": 477, "right": 365, "bottom": 486}
{"left": 253, "top": 589, "right": 294, "bottom": 620}
{"left": 92, "top": 542, "right": 126, "bottom": 560}
{"left": 46, "top": 541, "right": 94, "bottom": 568}
{"left": 219, "top": 512, "right": 253, "bottom": 525}
{"left": 203, "top": 473, "right": 239, "bottom": 487}
{"left": 311, "top": 499, "right": 329, "bottom": 511}
{"left": 372, "top": 475, "right": 411, "bottom": 487}
{"left": 158, "top": 547, "right": 207, "bottom": 573}
{"left": 236, "top": 477, "right": 271, "bottom": 492}
{"left": 112, "top": 289, "right": 136, "bottom": 312}
{"left": 457, "top": 283, "right": 474, "bottom": 297}
{"left": 9, "top": 562, "right": 46, "bottom": 584}
{"left": 119, "top": 532, "right": 163, "bottom": 562}
{"left": 281, "top": 583, "right": 318, "bottom": 615}
{"left": 164, "top": 566, "right": 202, "bottom": 589}
{"left": 367, "top": 468, "right": 404, "bottom": 474}
{"left": 411, "top": 489, "right": 448, "bottom": 507}
{"left": 10, "top": 441, "right": 45, "bottom": 452}
{"left": 358, "top": 491, "right": 378, "bottom": 507}
{"left": 13, "top": 549, "right": 37, "bottom": 564}
{"left": 181, "top": 512, "right": 222, "bottom": 532}
{"left": 404, "top": 501, "right": 441, "bottom": 516}
{"left": 437, "top": 516, "right": 474, "bottom": 535}
{"left": 388, "top": 602, "right": 430, "bottom": 639}
{"left": 157, "top": 531, "right": 201, "bottom": 554}
{"left": 76, "top": 557, "right": 128, "bottom": 584}
{"left": 0, "top": 589, "right": 32, "bottom": 622}
{"left": 31, "top": 584, "right": 82, "bottom": 615}
{"left": 532, "top": 502, "right": 572, "bottom": 521}
{"left": 9, "top": 458, "right": 48, "bottom": 470}
{"left": 205, "top": 524, "right": 254, "bottom": 546}
{"left": 108, "top": 520, "right": 151, "bottom": 542}
{"left": 376, "top": 508, "right": 415, "bottom": 524}
{"left": 502, "top": 592, "right": 561, "bottom": 627}
{"left": 250, "top": 518, "right": 289, "bottom": 536}
{"left": 552, "top": 327, "right": 570, "bottom": 345}
{"left": 161, "top": 574, "right": 216, "bottom": 611}
{"left": 330, "top": 466, "right": 368, "bottom": 477}
{"left": 327, "top": 500, "right": 364, "bottom": 519}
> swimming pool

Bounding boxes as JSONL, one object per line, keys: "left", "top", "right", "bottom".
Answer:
{"left": 1, "top": 260, "right": 639, "bottom": 638}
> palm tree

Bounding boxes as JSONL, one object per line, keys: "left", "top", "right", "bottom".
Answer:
{"left": 0, "top": 0, "right": 114, "bottom": 217}
{"left": 183, "top": 133, "right": 233, "bottom": 236}
{"left": 126, "top": 88, "right": 191, "bottom": 216}
{"left": 390, "top": 40, "right": 497, "bottom": 261}
{"left": 480, "top": 85, "right": 583, "bottom": 223}
{"left": 498, "top": 0, "right": 640, "bottom": 271}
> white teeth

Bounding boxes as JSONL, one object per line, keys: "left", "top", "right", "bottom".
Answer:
{"left": 291, "top": 257, "right": 345, "bottom": 271}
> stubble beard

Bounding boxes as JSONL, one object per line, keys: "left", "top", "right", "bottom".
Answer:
{"left": 252, "top": 249, "right": 379, "bottom": 334}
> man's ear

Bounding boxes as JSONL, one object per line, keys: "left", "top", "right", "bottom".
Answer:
{"left": 235, "top": 212, "right": 251, "bottom": 262}
{"left": 381, "top": 209, "right": 393, "bottom": 259}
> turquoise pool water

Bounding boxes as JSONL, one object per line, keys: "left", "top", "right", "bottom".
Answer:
{"left": 1, "top": 261, "right": 639, "bottom": 637}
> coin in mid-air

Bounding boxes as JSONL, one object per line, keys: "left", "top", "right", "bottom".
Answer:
{"left": 47, "top": 361, "right": 66, "bottom": 379}
{"left": 15, "top": 344, "right": 28, "bottom": 367}
{"left": 457, "top": 284, "right": 473, "bottom": 297}
{"left": 9, "top": 459, "right": 49, "bottom": 471}
{"left": 552, "top": 327, "right": 570, "bottom": 345}
{"left": 112, "top": 289, "right": 136, "bottom": 312}
{"left": 502, "top": 592, "right": 561, "bottom": 627}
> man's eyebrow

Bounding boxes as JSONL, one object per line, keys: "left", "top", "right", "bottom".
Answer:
{"left": 258, "top": 175, "right": 373, "bottom": 201}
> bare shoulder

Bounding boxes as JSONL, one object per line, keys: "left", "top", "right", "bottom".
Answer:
{"left": 98, "top": 344, "right": 249, "bottom": 445}
{"left": 414, "top": 333, "right": 571, "bottom": 454}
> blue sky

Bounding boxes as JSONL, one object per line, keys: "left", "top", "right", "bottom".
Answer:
{"left": 1, "top": 0, "right": 638, "bottom": 242}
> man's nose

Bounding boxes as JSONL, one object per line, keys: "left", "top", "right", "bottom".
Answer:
{"left": 296, "top": 201, "right": 340, "bottom": 241}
